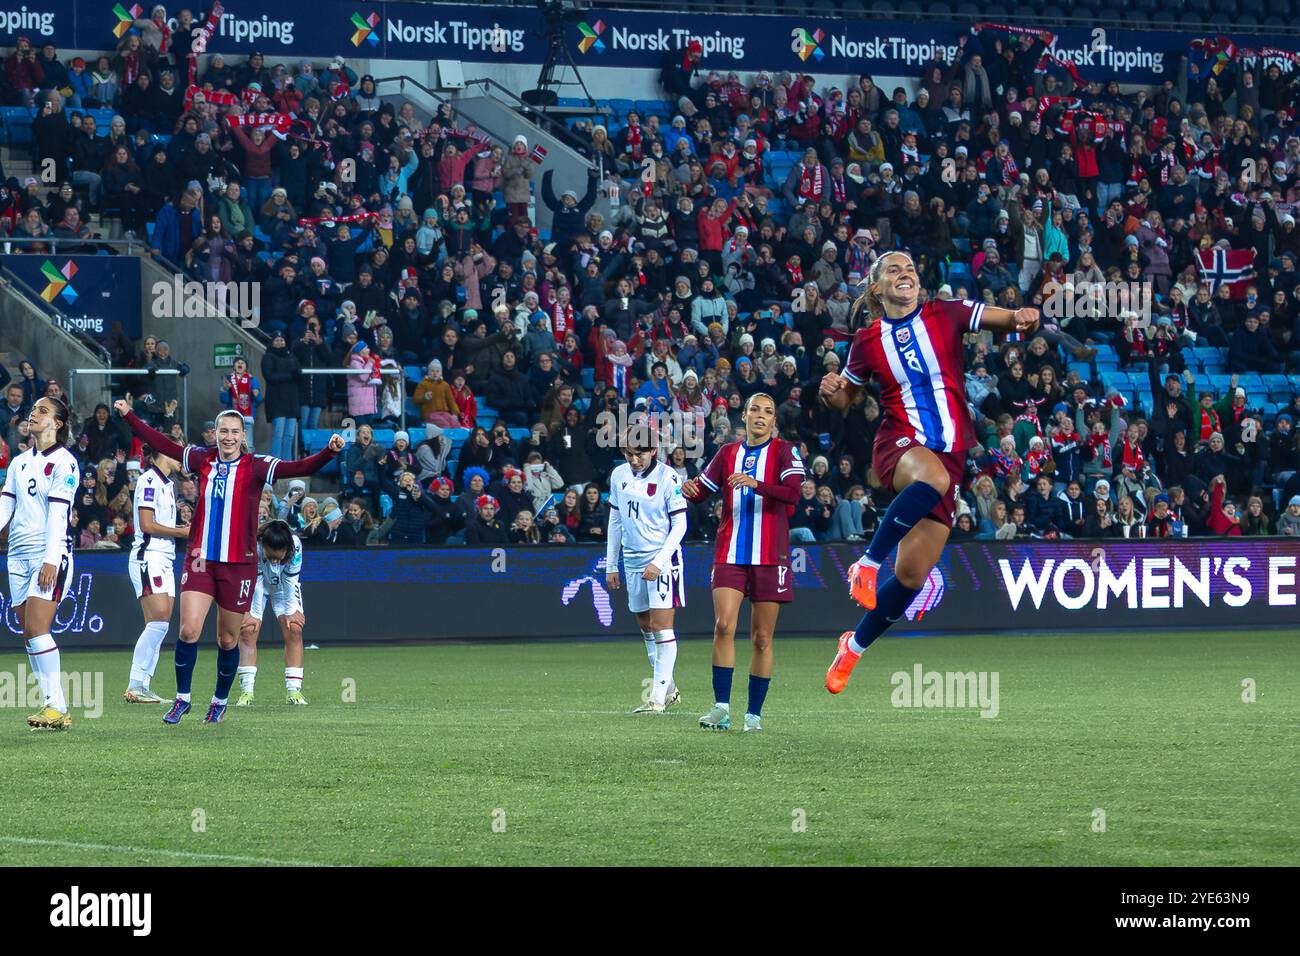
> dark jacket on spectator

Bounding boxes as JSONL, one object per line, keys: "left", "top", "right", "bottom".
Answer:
{"left": 261, "top": 342, "right": 302, "bottom": 420}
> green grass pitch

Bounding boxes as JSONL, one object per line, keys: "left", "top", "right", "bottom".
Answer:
{"left": 0, "top": 631, "right": 1295, "bottom": 866}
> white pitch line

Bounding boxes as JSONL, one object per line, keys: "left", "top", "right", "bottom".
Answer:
{"left": 0, "top": 836, "right": 326, "bottom": 867}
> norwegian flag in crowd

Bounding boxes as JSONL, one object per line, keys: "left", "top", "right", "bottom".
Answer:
{"left": 529, "top": 144, "right": 548, "bottom": 165}
{"left": 1197, "top": 247, "right": 1256, "bottom": 298}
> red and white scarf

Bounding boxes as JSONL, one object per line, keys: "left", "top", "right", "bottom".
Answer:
{"left": 121, "top": 53, "right": 141, "bottom": 89}
{"left": 626, "top": 121, "right": 643, "bottom": 163}
{"left": 830, "top": 174, "right": 847, "bottom": 204}
{"left": 786, "top": 261, "right": 803, "bottom": 285}
{"left": 798, "top": 162, "right": 823, "bottom": 202}
{"left": 551, "top": 302, "right": 574, "bottom": 342}
{"left": 1120, "top": 439, "right": 1145, "bottom": 472}
{"left": 188, "top": 2, "right": 224, "bottom": 86}
{"left": 1087, "top": 433, "right": 1112, "bottom": 469}
{"left": 298, "top": 211, "right": 377, "bottom": 227}
{"left": 228, "top": 372, "right": 253, "bottom": 416}
{"left": 413, "top": 124, "right": 493, "bottom": 149}
{"left": 185, "top": 84, "right": 238, "bottom": 109}
{"left": 1035, "top": 94, "right": 1081, "bottom": 123}
{"left": 227, "top": 111, "right": 292, "bottom": 135}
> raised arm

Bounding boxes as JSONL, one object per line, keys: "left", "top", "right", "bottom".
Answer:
{"left": 116, "top": 401, "right": 187, "bottom": 463}
{"left": 273, "top": 435, "right": 346, "bottom": 479}
{"left": 980, "top": 304, "right": 1041, "bottom": 335}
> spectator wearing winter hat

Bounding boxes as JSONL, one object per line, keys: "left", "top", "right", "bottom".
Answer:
{"left": 347, "top": 340, "right": 379, "bottom": 427}
{"left": 413, "top": 360, "right": 461, "bottom": 429}
{"left": 502, "top": 135, "right": 535, "bottom": 224}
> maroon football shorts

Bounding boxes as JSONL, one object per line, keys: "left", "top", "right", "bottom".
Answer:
{"left": 871, "top": 436, "right": 964, "bottom": 527}
{"left": 710, "top": 562, "right": 794, "bottom": 604}
{"left": 181, "top": 552, "right": 257, "bottom": 613}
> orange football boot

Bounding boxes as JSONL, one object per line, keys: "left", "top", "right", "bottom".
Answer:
{"left": 825, "top": 631, "right": 862, "bottom": 694}
{"left": 848, "top": 559, "right": 878, "bottom": 609}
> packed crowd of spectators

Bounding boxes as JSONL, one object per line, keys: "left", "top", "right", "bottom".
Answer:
{"left": 2, "top": 16, "right": 1300, "bottom": 545}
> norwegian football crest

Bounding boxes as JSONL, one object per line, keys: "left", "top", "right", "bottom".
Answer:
{"left": 743, "top": 455, "right": 757, "bottom": 470}
{"left": 895, "top": 327, "right": 912, "bottom": 346}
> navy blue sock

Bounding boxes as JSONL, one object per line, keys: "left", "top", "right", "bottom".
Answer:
{"left": 712, "top": 665, "right": 733, "bottom": 705}
{"left": 747, "top": 674, "right": 771, "bottom": 717}
{"left": 866, "top": 481, "right": 943, "bottom": 564}
{"left": 174, "top": 640, "right": 198, "bottom": 696}
{"left": 213, "top": 645, "right": 241, "bottom": 702}
{"left": 851, "top": 576, "right": 921, "bottom": 654}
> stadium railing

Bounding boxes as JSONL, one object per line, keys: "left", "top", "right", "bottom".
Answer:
{"left": 297, "top": 367, "right": 408, "bottom": 464}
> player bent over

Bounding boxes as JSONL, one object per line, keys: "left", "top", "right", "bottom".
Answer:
{"left": 0, "top": 397, "right": 79, "bottom": 729}
{"left": 605, "top": 428, "right": 688, "bottom": 714}
{"left": 236, "top": 520, "right": 308, "bottom": 706}
{"left": 125, "top": 446, "right": 190, "bottom": 703}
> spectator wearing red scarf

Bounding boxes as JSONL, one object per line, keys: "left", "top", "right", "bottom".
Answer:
{"left": 782, "top": 148, "right": 829, "bottom": 208}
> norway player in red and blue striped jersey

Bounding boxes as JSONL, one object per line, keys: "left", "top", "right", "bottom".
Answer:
{"left": 683, "top": 393, "right": 804, "bottom": 732}
{"left": 820, "top": 251, "right": 1039, "bottom": 693}
{"left": 115, "top": 400, "right": 343, "bottom": 724}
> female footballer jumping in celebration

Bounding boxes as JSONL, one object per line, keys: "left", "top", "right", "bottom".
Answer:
{"left": 114, "top": 399, "right": 344, "bottom": 724}
{"left": 821, "top": 251, "right": 1038, "bottom": 692}
{"left": 0, "top": 397, "right": 79, "bottom": 729}
{"left": 683, "top": 393, "right": 805, "bottom": 732}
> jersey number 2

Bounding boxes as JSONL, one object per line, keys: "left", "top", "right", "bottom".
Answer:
{"left": 26, "top": 478, "right": 37, "bottom": 497}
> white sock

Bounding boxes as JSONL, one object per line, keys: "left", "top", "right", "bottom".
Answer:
{"left": 847, "top": 635, "right": 868, "bottom": 655}
{"left": 859, "top": 555, "right": 881, "bottom": 570}
{"left": 652, "top": 629, "right": 677, "bottom": 706}
{"left": 177, "top": 693, "right": 192, "bottom": 703}
{"left": 285, "top": 667, "right": 303, "bottom": 692}
{"left": 26, "top": 635, "right": 67, "bottom": 712}
{"left": 640, "top": 630, "right": 656, "bottom": 671}
{"left": 237, "top": 665, "right": 257, "bottom": 693}
{"left": 130, "top": 621, "right": 170, "bottom": 685}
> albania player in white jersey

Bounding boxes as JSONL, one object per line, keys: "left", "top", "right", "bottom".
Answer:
{"left": 236, "top": 520, "right": 309, "bottom": 706}
{"left": 0, "top": 396, "right": 78, "bottom": 729}
{"left": 605, "top": 429, "right": 688, "bottom": 714}
{"left": 124, "top": 446, "right": 190, "bottom": 704}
